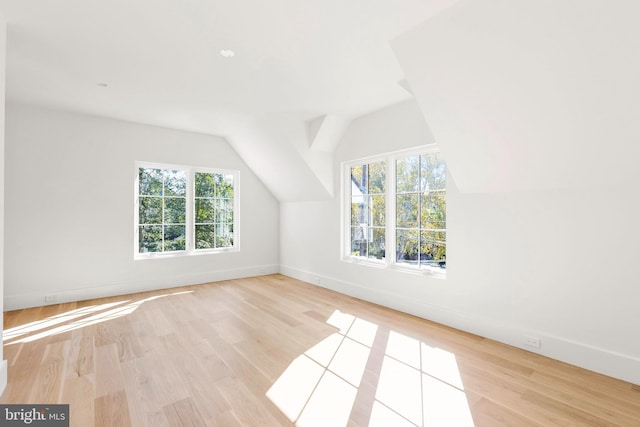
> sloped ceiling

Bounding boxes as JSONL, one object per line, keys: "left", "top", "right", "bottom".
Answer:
{"left": 392, "top": 0, "right": 640, "bottom": 194}
{"left": 0, "top": 0, "right": 458, "bottom": 201}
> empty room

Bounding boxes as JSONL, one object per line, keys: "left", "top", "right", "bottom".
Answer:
{"left": 0, "top": 0, "right": 639, "bottom": 426}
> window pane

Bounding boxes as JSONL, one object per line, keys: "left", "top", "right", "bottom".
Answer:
{"left": 351, "top": 165, "right": 366, "bottom": 194}
{"left": 370, "top": 195, "right": 385, "bottom": 227}
{"left": 195, "top": 198, "right": 215, "bottom": 223}
{"left": 350, "top": 161, "right": 385, "bottom": 259}
{"left": 164, "top": 225, "right": 186, "bottom": 251}
{"left": 215, "top": 223, "right": 233, "bottom": 247}
{"left": 351, "top": 197, "right": 365, "bottom": 226}
{"left": 368, "top": 227, "right": 385, "bottom": 260}
{"left": 368, "top": 161, "right": 386, "bottom": 194}
{"left": 421, "top": 153, "right": 446, "bottom": 192}
{"left": 195, "top": 172, "right": 215, "bottom": 197}
{"left": 139, "top": 168, "right": 163, "bottom": 196}
{"left": 396, "top": 194, "right": 419, "bottom": 228}
{"left": 396, "top": 156, "right": 419, "bottom": 193}
{"left": 195, "top": 224, "right": 215, "bottom": 249}
{"left": 139, "top": 197, "right": 162, "bottom": 224}
{"left": 139, "top": 225, "right": 162, "bottom": 253}
{"left": 215, "top": 199, "right": 233, "bottom": 223}
{"left": 396, "top": 229, "right": 418, "bottom": 264}
{"left": 164, "top": 197, "right": 186, "bottom": 224}
{"left": 164, "top": 170, "right": 187, "bottom": 196}
{"left": 420, "top": 192, "right": 446, "bottom": 229}
{"left": 421, "top": 230, "right": 446, "bottom": 267}
{"left": 351, "top": 226, "right": 367, "bottom": 257}
{"left": 216, "top": 174, "right": 234, "bottom": 198}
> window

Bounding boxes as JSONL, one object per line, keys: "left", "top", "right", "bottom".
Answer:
{"left": 396, "top": 152, "right": 446, "bottom": 268}
{"left": 350, "top": 161, "right": 386, "bottom": 260}
{"left": 138, "top": 168, "right": 187, "bottom": 253}
{"left": 135, "top": 162, "right": 239, "bottom": 258}
{"left": 344, "top": 147, "right": 446, "bottom": 274}
{"left": 194, "top": 172, "right": 235, "bottom": 249}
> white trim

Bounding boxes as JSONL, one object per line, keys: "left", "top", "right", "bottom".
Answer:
{"left": 134, "top": 161, "right": 240, "bottom": 259}
{"left": 280, "top": 265, "right": 640, "bottom": 386}
{"left": 0, "top": 360, "right": 7, "bottom": 396}
{"left": 132, "top": 246, "right": 240, "bottom": 260}
{"left": 3, "top": 264, "right": 279, "bottom": 311}
{"left": 341, "top": 144, "right": 446, "bottom": 277}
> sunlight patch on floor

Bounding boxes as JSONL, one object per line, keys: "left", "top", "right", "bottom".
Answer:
{"left": 422, "top": 344, "right": 464, "bottom": 390}
{"left": 3, "top": 301, "right": 127, "bottom": 342}
{"left": 376, "top": 355, "right": 423, "bottom": 425}
{"left": 304, "top": 333, "right": 343, "bottom": 367}
{"left": 423, "top": 374, "right": 474, "bottom": 426}
{"left": 267, "top": 309, "right": 475, "bottom": 427}
{"left": 265, "top": 354, "right": 325, "bottom": 421}
{"left": 369, "top": 401, "right": 416, "bottom": 427}
{"left": 328, "top": 337, "right": 370, "bottom": 387}
{"left": 4, "top": 290, "right": 194, "bottom": 345}
{"left": 295, "top": 370, "right": 357, "bottom": 427}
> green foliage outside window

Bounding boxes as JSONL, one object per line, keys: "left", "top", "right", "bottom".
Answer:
{"left": 350, "top": 161, "right": 386, "bottom": 260}
{"left": 194, "top": 172, "right": 234, "bottom": 249}
{"left": 138, "top": 168, "right": 187, "bottom": 253}
{"left": 347, "top": 151, "right": 446, "bottom": 270}
{"left": 396, "top": 153, "right": 446, "bottom": 267}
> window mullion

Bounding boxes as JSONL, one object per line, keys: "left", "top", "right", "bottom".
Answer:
{"left": 387, "top": 155, "right": 396, "bottom": 266}
{"left": 417, "top": 157, "right": 422, "bottom": 267}
{"left": 344, "top": 164, "right": 351, "bottom": 259}
{"left": 161, "top": 175, "right": 166, "bottom": 252}
{"left": 186, "top": 171, "right": 194, "bottom": 252}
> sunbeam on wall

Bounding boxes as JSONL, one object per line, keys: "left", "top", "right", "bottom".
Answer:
{"left": 267, "top": 310, "right": 474, "bottom": 426}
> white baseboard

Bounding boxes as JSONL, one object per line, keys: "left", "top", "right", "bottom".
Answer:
{"left": 280, "top": 265, "right": 640, "bottom": 386}
{"left": 0, "top": 360, "right": 7, "bottom": 396}
{"left": 3, "top": 264, "right": 279, "bottom": 311}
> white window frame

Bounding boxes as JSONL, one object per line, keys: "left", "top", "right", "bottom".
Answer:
{"left": 341, "top": 145, "right": 446, "bottom": 278}
{"left": 134, "top": 161, "right": 240, "bottom": 259}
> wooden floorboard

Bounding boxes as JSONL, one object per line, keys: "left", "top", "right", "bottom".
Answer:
{"left": 2, "top": 274, "right": 639, "bottom": 426}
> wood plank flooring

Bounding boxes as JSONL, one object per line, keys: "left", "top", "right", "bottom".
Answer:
{"left": 1, "top": 274, "right": 639, "bottom": 426}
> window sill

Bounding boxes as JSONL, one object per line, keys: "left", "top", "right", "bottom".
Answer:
{"left": 135, "top": 247, "right": 239, "bottom": 260}
{"left": 389, "top": 263, "right": 446, "bottom": 279}
{"left": 342, "top": 256, "right": 446, "bottom": 279}
{"left": 342, "top": 256, "right": 387, "bottom": 268}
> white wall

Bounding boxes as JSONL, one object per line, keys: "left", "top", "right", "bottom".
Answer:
{"left": 4, "top": 104, "right": 280, "bottom": 310}
{"left": 392, "top": 0, "right": 640, "bottom": 195}
{"left": 0, "top": 11, "right": 7, "bottom": 394}
{"left": 280, "top": 99, "right": 640, "bottom": 385}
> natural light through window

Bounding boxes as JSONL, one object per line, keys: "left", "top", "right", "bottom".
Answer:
{"left": 3, "top": 291, "right": 193, "bottom": 345}
{"left": 343, "top": 146, "right": 446, "bottom": 276}
{"left": 138, "top": 167, "right": 187, "bottom": 253}
{"left": 396, "top": 153, "right": 446, "bottom": 268}
{"left": 350, "top": 161, "right": 386, "bottom": 260}
{"left": 266, "top": 310, "right": 473, "bottom": 426}
{"left": 135, "top": 162, "right": 239, "bottom": 258}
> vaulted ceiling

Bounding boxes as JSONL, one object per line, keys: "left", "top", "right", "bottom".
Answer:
{"left": 0, "top": 0, "right": 457, "bottom": 201}
{"left": 4, "top": 0, "right": 637, "bottom": 201}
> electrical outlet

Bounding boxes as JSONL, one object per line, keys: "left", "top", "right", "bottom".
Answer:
{"left": 525, "top": 335, "right": 541, "bottom": 348}
{"left": 44, "top": 294, "right": 60, "bottom": 304}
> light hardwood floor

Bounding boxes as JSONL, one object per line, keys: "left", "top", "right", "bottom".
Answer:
{"left": 1, "top": 274, "right": 639, "bottom": 426}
